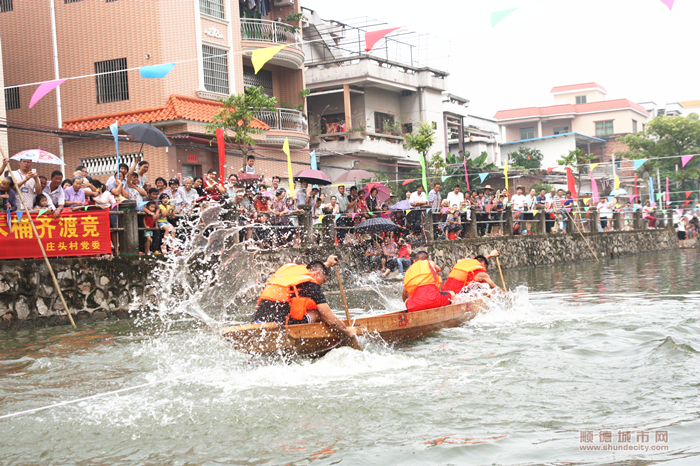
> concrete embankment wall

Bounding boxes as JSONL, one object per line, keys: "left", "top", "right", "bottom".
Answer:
{"left": 0, "top": 230, "right": 678, "bottom": 330}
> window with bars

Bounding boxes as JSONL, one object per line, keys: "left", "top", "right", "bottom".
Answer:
{"left": 95, "top": 58, "right": 129, "bottom": 104}
{"left": 4, "top": 87, "right": 19, "bottom": 110}
{"left": 595, "top": 120, "right": 614, "bottom": 136}
{"left": 0, "top": 0, "right": 13, "bottom": 13}
{"left": 243, "top": 66, "right": 273, "bottom": 97}
{"left": 202, "top": 46, "right": 229, "bottom": 94}
{"left": 199, "top": 0, "right": 224, "bottom": 18}
{"left": 64, "top": 0, "right": 83, "bottom": 3}
{"left": 106, "top": 0, "right": 119, "bottom": 3}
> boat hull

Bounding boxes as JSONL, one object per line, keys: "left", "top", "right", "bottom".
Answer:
{"left": 221, "top": 301, "right": 481, "bottom": 357}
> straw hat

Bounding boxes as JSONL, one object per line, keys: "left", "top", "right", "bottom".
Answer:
{"left": 483, "top": 185, "right": 493, "bottom": 190}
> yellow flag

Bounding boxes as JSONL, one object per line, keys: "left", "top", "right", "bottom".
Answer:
{"left": 614, "top": 174, "right": 620, "bottom": 190}
{"left": 319, "top": 214, "right": 325, "bottom": 222}
{"left": 590, "top": 163, "right": 600, "bottom": 171}
{"left": 504, "top": 163, "right": 508, "bottom": 191}
{"left": 532, "top": 209, "right": 538, "bottom": 216}
{"left": 251, "top": 45, "right": 288, "bottom": 74}
{"left": 283, "top": 137, "right": 295, "bottom": 197}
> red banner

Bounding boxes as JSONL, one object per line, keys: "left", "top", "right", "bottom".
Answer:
{"left": 0, "top": 210, "right": 111, "bottom": 260}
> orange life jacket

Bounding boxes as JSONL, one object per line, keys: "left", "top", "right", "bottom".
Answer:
{"left": 447, "top": 258, "right": 487, "bottom": 286}
{"left": 257, "top": 264, "right": 320, "bottom": 323}
{"left": 403, "top": 260, "right": 442, "bottom": 298}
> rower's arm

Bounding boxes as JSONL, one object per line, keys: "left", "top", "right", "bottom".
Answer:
{"left": 475, "top": 272, "right": 499, "bottom": 290}
{"left": 316, "top": 303, "right": 357, "bottom": 337}
{"left": 401, "top": 287, "right": 409, "bottom": 302}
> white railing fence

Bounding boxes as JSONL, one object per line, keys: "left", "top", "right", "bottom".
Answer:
{"left": 253, "top": 108, "right": 307, "bottom": 133}
{"left": 80, "top": 152, "right": 142, "bottom": 177}
{"left": 240, "top": 19, "right": 302, "bottom": 50}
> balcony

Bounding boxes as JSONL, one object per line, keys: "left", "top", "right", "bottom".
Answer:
{"left": 254, "top": 108, "right": 309, "bottom": 149}
{"left": 240, "top": 19, "right": 304, "bottom": 70}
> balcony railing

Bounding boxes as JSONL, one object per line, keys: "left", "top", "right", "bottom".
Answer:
{"left": 80, "top": 152, "right": 142, "bottom": 177}
{"left": 240, "top": 19, "right": 302, "bottom": 50}
{"left": 253, "top": 108, "right": 307, "bottom": 133}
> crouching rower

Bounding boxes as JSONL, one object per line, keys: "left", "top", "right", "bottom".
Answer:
{"left": 441, "top": 250, "right": 501, "bottom": 295}
{"left": 253, "top": 255, "right": 358, "bottom": 338}
{"left": 402, "top": 252, "right": 455, "bottom": 312}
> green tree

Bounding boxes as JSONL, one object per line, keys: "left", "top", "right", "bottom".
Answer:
{"left": 558, "top": 148, "right": 593, "bottom": 194}
{"left": 617, "top": 114, "right": 700, "bottom": 203}
{"left": 508, "top": 147, "right": 544, "bottom": 170}
{"left": 405, "top": 122, "right": 438, "bottom": 192}
{"left": 206, "top": 86, "right": 278, "bottom": 169}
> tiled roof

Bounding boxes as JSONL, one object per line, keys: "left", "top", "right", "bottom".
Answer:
{"left": 61, "top": 95, "right": 269, "bottom": 132}
{"left": 494, "top": 99, "right": 649, "bottom": 121}
{"left": 680, "top": 100, "right": 700, "bottom": 107}
{"left": 550, "top": 82, "right": 607, "bottom": 94}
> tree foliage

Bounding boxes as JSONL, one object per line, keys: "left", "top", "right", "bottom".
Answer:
{"left": 206, "top": 86, "right": 278, "bottom": 167}
{"left": 404, "top": 122, "right": 437, "bottom": 159}
{"left": 508, "top": 147, "right": 543, "bottom": 170}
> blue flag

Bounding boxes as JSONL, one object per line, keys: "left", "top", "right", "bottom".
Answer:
{"left": 478, "top": 173, "right": 488, "bottom": 183}
{"left": 309, "top": 150, "right": 317, "bottom": 170}
{"left": 109, "top": 121, "right": 119, "bottom": 168}
{"left": 6, "top": 208, "right": 11, "bottom": 233}
{"left": 633, "top": 159, "right": 648, "bottom": 170}
{"left": 139, "top": 63, "right": 175, "bottom": 79}
{"left": 648, "top": 177, "right": 655, "bottom": 206}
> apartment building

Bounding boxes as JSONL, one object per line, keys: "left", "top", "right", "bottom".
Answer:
{"left": 443, "top": 93, "right": 500, "bottom": 164}
{"left": 639, "top": 100, "right": 700, "bottom": 118}
{"left": 0, "top": 0, "right": 308, "bottom": 182}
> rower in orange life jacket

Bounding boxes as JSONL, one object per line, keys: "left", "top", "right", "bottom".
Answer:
{"left": 402, "top": 251, "right": 455, "bottom": 312}
{"left": 441, "top": 250, "right": 501, "bottom": 295}
{"left": 253, "top": 255, "right": 358, "bottom": 338}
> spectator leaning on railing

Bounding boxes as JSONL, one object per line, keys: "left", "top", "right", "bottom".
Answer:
{"left": 42, "top": 170, "right": 66, "bottom": 219}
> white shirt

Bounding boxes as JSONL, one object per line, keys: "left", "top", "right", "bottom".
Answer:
{"left": 524, "top": 194, "right": 536, "bottom": 210}
{"left": 409, "top": 191, "right": 427, "bottom": 207}
{"left": 43, "top": 184, "right": 65, "bottom": 208}
{"left": 511, "top": 194, "right": 526, "bottom": 210}
{"left": 244, "top": 165, "right": 255, "bottom": 174}
{"left": 178, "top": 186, "right": 198, "bottom": 209}
{"left": 446, "top": 191, "right": 464, "bottom": 207}
{"left": 598, "top": 201, "right": 612, "bottom": 218}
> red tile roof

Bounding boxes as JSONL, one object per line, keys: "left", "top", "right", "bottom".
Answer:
{"left": 61, "top": 95, "right": 269, "bottom": 132}
{"left": 494, "top": 98, "right": 649, "bottom": 121}
{"left": 550, "top": 82, "right": 607, "bottom": 94}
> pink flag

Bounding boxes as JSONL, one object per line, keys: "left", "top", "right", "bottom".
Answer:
{"left": 666, "top": 177, "right": 670, "bottom": 202}
{"left": 29, "top": 79, "right": 68, "bottom": 108}
{"left": 365, "top": 27, "right": 401, "bottom": 52}
{"left": 630, "top": 194, "right": 637, "bottom": 202}
{"left": 463, "top": 157, "right": 470, "bottom": 191}
{"left": 660, "top": 0, "right": 675, "bottom": 11}
{"left": 546, "top": 167, "right": 556, "bottom": 174}
{"left": 351, "top": 213, "right": 356, "bottom": 220}
{"left": 590, "top": 172, "right": 599, "bottom": 203}
{"left": 681, "top": 154, "right": 694, "bottom": 167}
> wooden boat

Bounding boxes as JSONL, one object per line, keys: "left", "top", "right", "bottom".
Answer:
{"left": 221, "top": 301, "right": 483, "bottom": 357}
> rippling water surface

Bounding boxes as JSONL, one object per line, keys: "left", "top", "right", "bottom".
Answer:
{"left": 1, "top": 249, "right": 699, "bottom": 465}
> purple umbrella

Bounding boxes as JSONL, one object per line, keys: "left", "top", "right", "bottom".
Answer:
{"left": 294, "top": 169, "right": 332, "bottom": 186}
{"left": 390, "top": 199, "right": 412, "bottom": 210}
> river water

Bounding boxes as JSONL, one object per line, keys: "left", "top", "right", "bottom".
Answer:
{"left": 1, "top": 249, "right": 699, "bottom": 465}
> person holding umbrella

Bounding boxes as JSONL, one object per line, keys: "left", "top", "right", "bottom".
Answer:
{"left": 12, "top": 158, "right": 40, "bottom": 210}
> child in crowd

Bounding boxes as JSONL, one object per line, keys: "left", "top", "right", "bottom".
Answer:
{"left": 142, "top": 201, "right": 157, "bottom": 254}
{"left": 492, "top": 195, "right": 505, "bottom": 236}
{"left": 239, "top": 155, "right": 256, "bottom": 174}
{"left": 446, "top": 209, "right": 462, "bottom": 239}
{"left": 31, "top": 194, "right": 54, "bottom": 213}
{"left": 157, "top": 193, "right": 176, "bottom": 252}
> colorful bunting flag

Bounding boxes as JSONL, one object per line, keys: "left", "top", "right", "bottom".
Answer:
{"left": 418, "top": 154, "right": 428, "bottom": 193}
{"left": 546, "top": 167, "right": 556, "bottom": 174}
{"left": 334, "top": 214, "right": 340, "bottom": 221}
{"left": 584, "top": 207, "right": 590, "bottom": 212}
{"left": 478, "top": 173, "right": 488, "bottom": 183}
{"left": 532, "top": 209, "right": 538, "bottom": 216}
{"left": 16, "top": 211, "right": 23, "bottom": 225}
{"left": 109, "top": 121, "right": 119, "bottom": 167}
{"left": 681, "top": 154, "right": 694, "bottom": 167}
{"left": 402, "top": 179, "right": 416, "bottom": 186}
{"left": 426, "top": 208, "right": 431, "bottom": 214}
{"left": 351, "top": 213, "right": 356, "bottom": 220}
{"left": 37, "top": 209, "right": 48, "bottom": 217}
{"left": 633, "top": 159, "right": 648, "bottom": 170}
{"left": 491, "top": 8, "right": 519, "bottom": 28}
{"left": 319, "top": 214, "right": 324, "bottom": 222}
{"left": 309, "top": 150, "right": 317, "bottom": 170}
{"left": 503, "top": 163, "right": 508, "bottom": 192}
{"left": 364, "top": 27, "right": 401, "bottom": 52}
{"left": 686, "top": 191, "right": 693, "bottom": 198}
{"left": 656, "top": 193, "right": 663, "bottom": 200}
{"left": 660, "top": 0, "right": 675, "bottom": 11}
{"left": 283, "top": 137, "right": 294, "bottom": 197}
{"left": 590, "top": 163, "right": 600, "bottom": 172}
{"left": 441, "top": 175, "right": 450, "bottom": 182}
{"left": 463, "top": 156, "right": 470, "bottom": 191}
{"left": 614, "top": 174, "right": 620, "bottom": 190}
{"left": 252, "top": 45, "right": 288, "bottom": 74}
{"left": 608, "top": 196, "right": 615, "bottom": 202}
{"left": 29, "top": 79, "right": 68, "bottom": 109}
{"left": 139, "top": 63, "right": 175, "bottom": 79}
{"left": 591, "top": 171, "right": 599, "bottom": 203}
{"left": 630, "top": 194, "right": 638, "bottom": 202}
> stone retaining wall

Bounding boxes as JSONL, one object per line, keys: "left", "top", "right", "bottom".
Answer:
{"left": 0, "top": 229, "right": 678, "bottom": 330}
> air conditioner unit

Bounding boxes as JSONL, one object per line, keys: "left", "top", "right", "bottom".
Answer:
{"left": 274, "top": 0, "right": 294, "bottom": 6}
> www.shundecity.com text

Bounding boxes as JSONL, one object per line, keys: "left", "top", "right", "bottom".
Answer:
{"left": 579, "top": 430, "right": 669, "bottom": 452}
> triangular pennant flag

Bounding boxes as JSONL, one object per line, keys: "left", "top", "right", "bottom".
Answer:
{"left": 364, "top": 27, "right": 401, "bottom": 52}
{"left": 491, "top": 8, "right": 519, "bottom": 28}
{"left": 252, "top": 45, "right": 288, "bottom": 74}
{"left": 426, "top": 208, "right": 431, "bottom": 214}
{"left": 546, "top": 167, "right": 556, "bottom": 174}
{"left": 584, "top": 198, "right": 590, "bottom": 206}
{"left": 681, "top": 154, "right": 695, "bottom": 167}
{"left": 441, "top": 175, "right": 450, "bottom": 182}
{"left": 139, "top": 63, "right": 175, "bottom": 79}
{"left": 402, "top": 179, "right": 416, "bottom": 186}
{"left": 662, "top": 210, "right": 667, "bottom": 215}
{"left": 29, "top": 79, "right": 68, "bottom": 108}
{"left": 608, "top": 197, "right": 615, "bottom": 202}
{"left": 532, "top": 209, "right": 538, "bottom": 216}
{"left": 566, "top": 208, "right": 571, "bottom": 213}
{"left": 633, "top": 159, "right": 648, "bottom": 170}
{"left": 84, "top": 206, "right": 89, "bottom": 210}
{"left": 676, "top": 209, "right": 683, "bottom": 216}
{"left": 660, "top": 0, "right": 675, "bottom": 12}
{"left": 319, "top": 214, "right": 324, "bottom": 222}
{"left": 334, "top": 214, "right": 340, "bottom": 221}
{"left": 138, "top": 201, "right": 149, "bottom": 207}
{"left": 478, "top": 173, "right": 488, "bottom": 183}
{"left": 686, "top": 191, "right": 693, "bottom": 198}
{"left": 38, "top": 209, "right": 48, "bottom": 217}
{"left": 351, "top": 213, "right": 356, "bottom": 220}
{"left": 590, "top": 163, "right": 600, "bottom": 172}
{"left": 614, "top": 174, "right": 620, "bottom": 190}
{"left": 6, "top": 208, "right": 11, "bottom": 233}
{"left": 656, "top": 193, "right": 663, "bottom": 200}
{"left": 584, "top": 207, "right": 590, "bottom": 212}
{"left": 629, "top": 194, "right": 638, "bottom": 202}
{"left": 16, "top": 211, "right": 23, "bottom": 224}
{"left": 283, "top": 137, "right": 294, "bottom": 197}
{"left": 109, "top": 120, "right": 120, "bottom": 167}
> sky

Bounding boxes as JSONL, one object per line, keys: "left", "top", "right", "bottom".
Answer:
{"left": 301, "top": 0, "right": 699, "bottom": 118}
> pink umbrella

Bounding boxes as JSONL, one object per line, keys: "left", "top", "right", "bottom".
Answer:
{"left": 334, "top": 169, "right": 374, "bottom": 183}
{"left": 11, "top": 147, "right": 64, "bottom": 165}
{"left": 294, "top": 169, "right": 332, "bottom": 186}
{"left": 234, "top": 173, "right": 263, "bottom": 188}
{"left": 362, "top": 182, "right": 391, "bottom": 204}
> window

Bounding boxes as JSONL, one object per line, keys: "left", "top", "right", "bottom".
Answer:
{"left": 632, "top": 120, "right": 638, "bottom": 133}
{"left": 553, "top": 126, "right": 569, "bottom": 135}
{"left": 4, "top": 86, "right": 19, "bottom": 110}
{"left": 576, "top": 95, "right": 587, "bottom": 104}
{"left": 642, "top": 123, "right": 646, "bottom": 132}
{"left": 595, "top": 120, "right": 614, "bottom": 136}
{"left": 202, "top": 45, "right": 229, "bottom": 94}
{"left": 95, "top": 58, "right": 129, "bottom": 104}
{"left": 0, "top": 0, "right": 12, "bottom": 13}
{"left": 200, "top": 0, "right": 224, "bottom": 19}
{"left": 402, "top": 123, "right": 413, "bottom": 135}
{"left": 106, "top": 0, "right": 118, "bottom": 2}
{"left": 520, "top": 127, "right": 535, "bottom": 140}
{"left": 243, "top": 66, "right": 272, "bottom": 97}
{"left": 374, "top": 112, "right": 395, "bottom": 132}
{"left": 64, "top": 0, "right": 83, "bottom": 3}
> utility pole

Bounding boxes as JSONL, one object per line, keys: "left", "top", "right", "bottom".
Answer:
{"left": 657, "top": 166, "right": 662, "bottom": 210}
{"left": 49, "top": 0, "right": 65, "bottom": 175}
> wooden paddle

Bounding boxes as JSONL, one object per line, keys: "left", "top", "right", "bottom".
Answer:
{"left": 334, "top": 266, "right": 362, "bottom": 351}
{"left": 496, "top": 256, "right": 507, "bottom": 293}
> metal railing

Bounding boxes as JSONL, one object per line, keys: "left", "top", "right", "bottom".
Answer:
{"left": 80, "top": 152, "right": 142, "bottom": 177}
{"left": 253, "top": 108, "right": 308, "bottom": 133}
{"left": 240, "top": 19, "right": 302, "bottom": 50}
